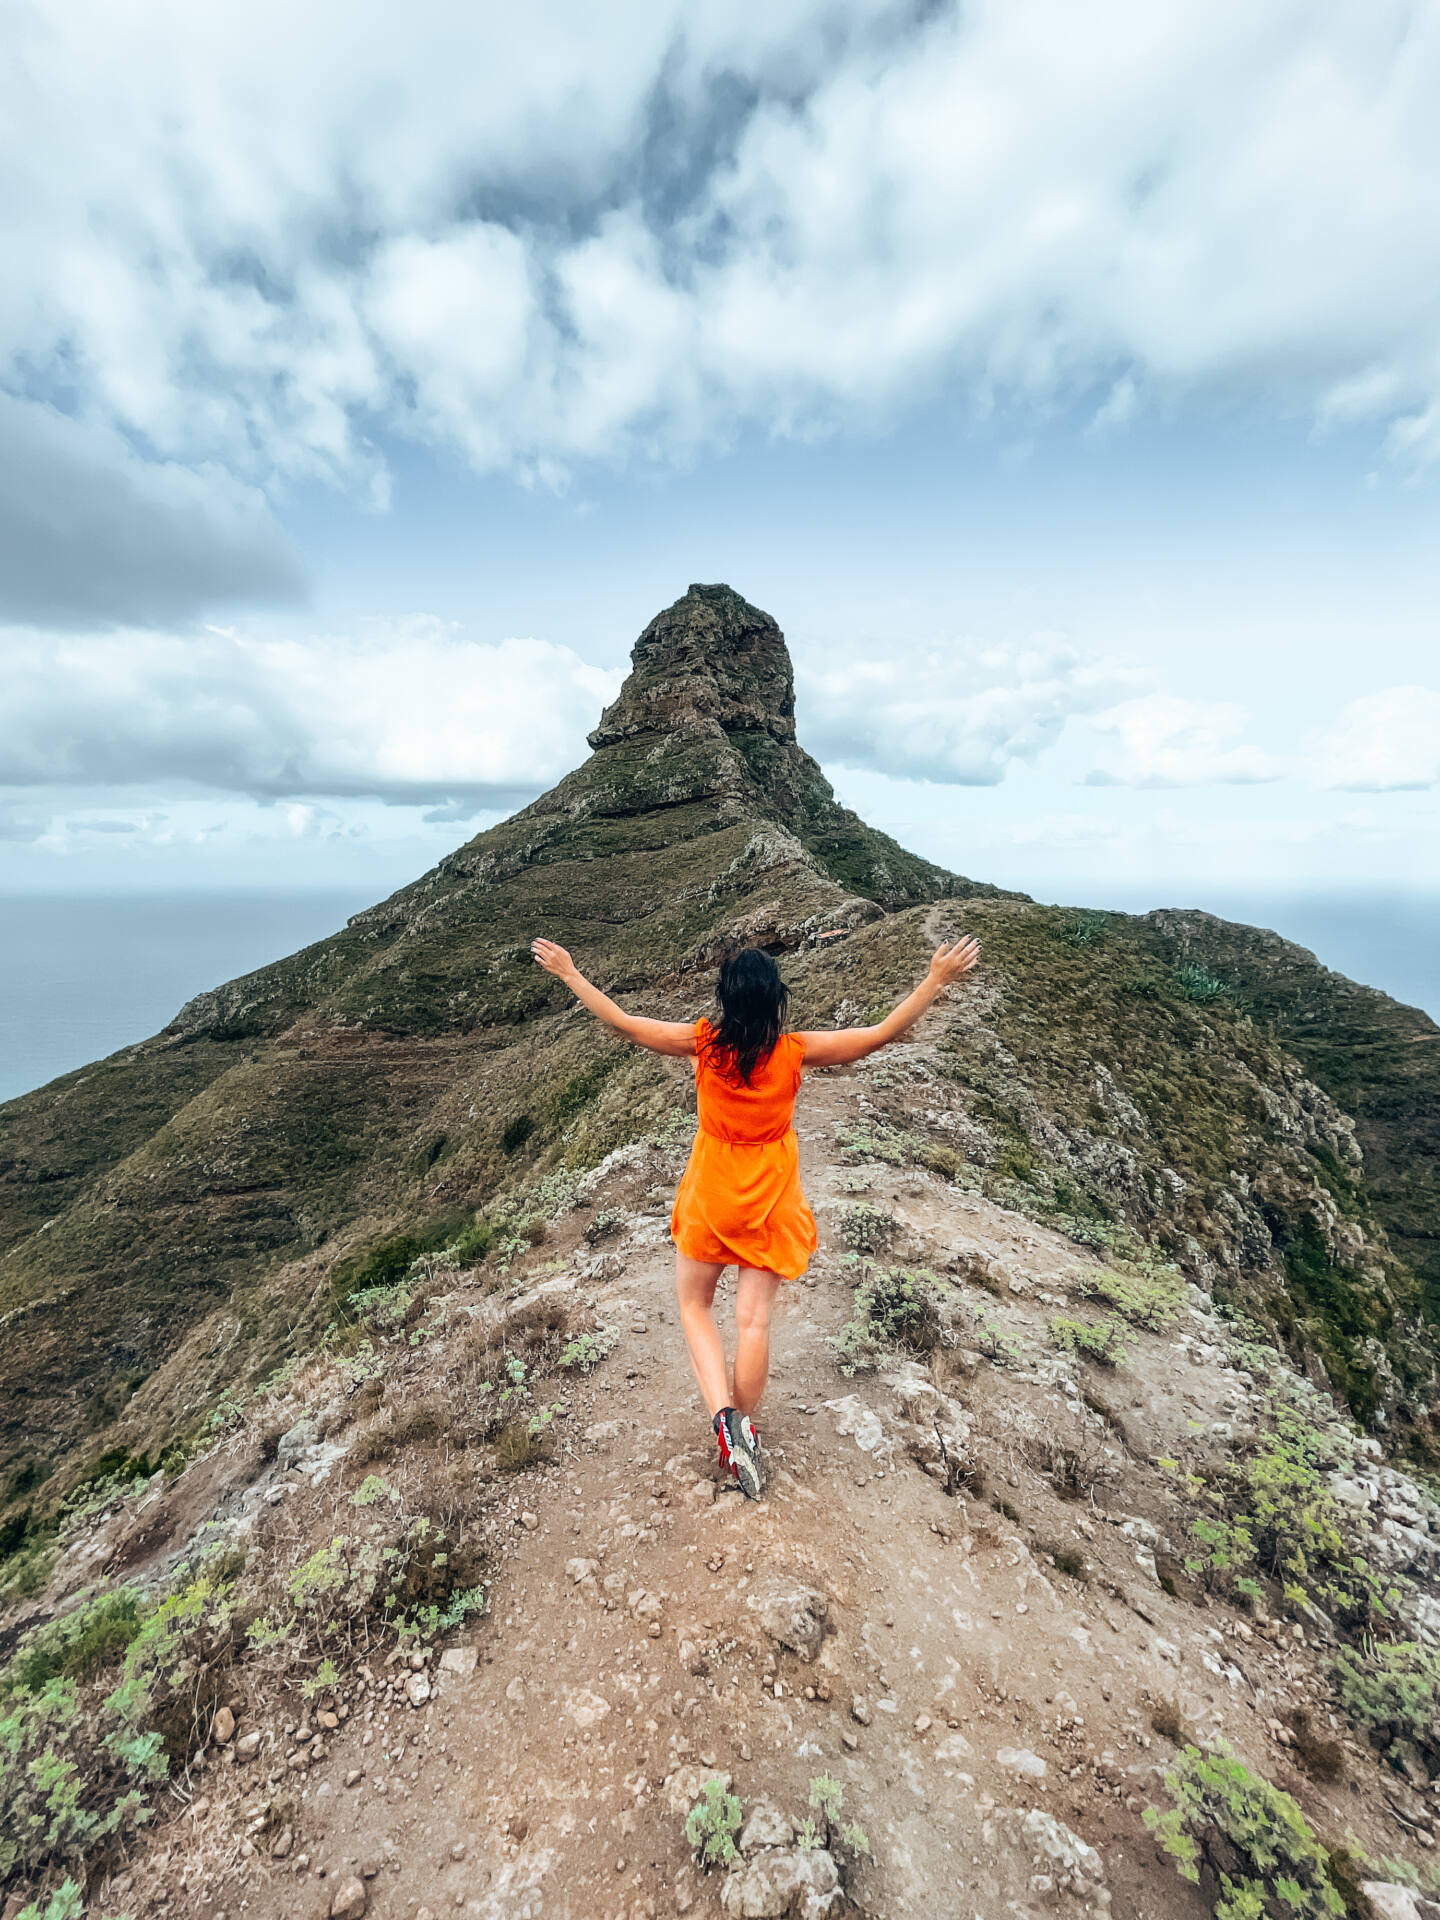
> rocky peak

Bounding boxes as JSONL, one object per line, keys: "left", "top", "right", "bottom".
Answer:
{"left": 587, "top": 583, "right": 796, "bottom": 750}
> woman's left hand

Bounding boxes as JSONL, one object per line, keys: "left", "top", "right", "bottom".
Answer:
{"left": 531, "top": 937, "right": 579, "bottom": 982}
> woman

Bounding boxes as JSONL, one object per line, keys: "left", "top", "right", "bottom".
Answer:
{"left": 530, "top": 933, "right": 981, "bottom": 1497}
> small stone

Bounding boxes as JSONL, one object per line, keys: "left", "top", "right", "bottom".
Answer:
{"left": 417, "top": 1910, "right": 435, "bottom": 1920}
{"left": 410, "top": 1650, "right": 427, "bottom": 1671}
{"left": 841, "top": 1729, "right": 859, "bottom": 1751}
{"left": 211, "top": 1706, "right": 236, "bottom": 1745}
{"left": 914, "top": 1714, "right": 932, "bottom": 1735}
{"left": 521, "top": 1511, "right": 539, "bottom": 1530}
{"left": 565, "top": 1557, "right": 599, "bottom": 1583}
{"left": 567, "top": 1688, "right": 612, "bottom": 1728}
{"left": 318, "top": 1710, "right": 339, "bottom": 1731}
{"left": 450, "top": 1841, "right": 466, "bottom": 1860}
{"left": 851, "top": 1696, "right": 871, "bottom": 1726}
{"left": 235, "top": 1730, "right": 262, "bottom": 1761}
{"left": 271, "top": 1827, "right": 294, "bottom": 1859}
{"left": 345, "top": 1768, "right": 363, "bottom": 1788}
{"left": 190, "top": 1795, "right": 211, "bottom": 1818}
{"left": 329, "top": 1878, "right": 367, "bottom": 1920}
{"left": 997, "top": 1746, "right": 1048, "bottom": 1781}
{"left": 406, "top": 1672, "right": 432, "bottom": 1708}
{"left": 439, "top": 1646, "right": 478, "bottom": 1676}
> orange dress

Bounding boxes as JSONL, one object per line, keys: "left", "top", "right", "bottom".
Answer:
{"left": 670, "top": 1020, "right": 818, "bottom": 1280}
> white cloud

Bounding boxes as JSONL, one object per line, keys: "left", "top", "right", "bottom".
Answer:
{"left": 0, "top": 620, "right": 622, "bottom": 804}
{"left": 796, "top": 635, "right": 1139, "bottom": 785}
{"left": 1315, "top": 685, "right": 1440, "bottom": 790}
{"left": 1083, "top": 694, "right": 1284, "bottom": 787}
{"left": 4, "top": 0, "right": 1440, "bottom": 590}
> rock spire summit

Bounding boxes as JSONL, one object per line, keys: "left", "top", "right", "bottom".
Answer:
{"left": 587, "top": 583, "right": 796, "bottom": 750}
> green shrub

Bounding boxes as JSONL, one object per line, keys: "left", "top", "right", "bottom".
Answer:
{"left": 829, "top": 1262, "right": 942, "bottom": 1372}
{"left": 15, "top": 1879, "right": 84, "bottom": 1919}
{"left": 1050, "top": 1316, "right": 1132, "bottom": 1366}
{"left": 1182, "top": 1397, "right": 1390, "bottom": 1626}
{"left": 558, "top": 1328, "right": 616, "bottom": 1372}
{"left": 330, "top": 1213, "right": 474, "bottom": 1312}
{"left": 1175, "top": 965, "right": 1228, "bottom": 1004}
{"left": 1332, "top": 1641, "right": 1440, "bottom": 1775}
{"left": 1080, "top": 1262, "right": 1186, "bottom": 1329}
{"left": 448, "top": 1220, "right": 495, "bottom": 1265}
{"left": 7, "top": 1589, "right": 146, "bottom": 1693}
{"left": 0, "top": 1564, "right": 237, "bottom": 1880}
{"left": 1144, "top": 1742, "right": 1344, "bottom": 1919}
{"left": 1059, "top": 913, "right": 1108, "bottom": 948}
{"left": 837, "top": 1204, "right": 897, "bottom": 1256}
{"left": 685, "top": 1775, "right": 743, "bottom": 1868}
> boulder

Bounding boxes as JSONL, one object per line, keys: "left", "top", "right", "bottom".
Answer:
{"left": 721, "top": 1845, "right": 842, "bottom": 1918}
{"left": 746, "top": 1576, "right": 830, "bottom": 1661}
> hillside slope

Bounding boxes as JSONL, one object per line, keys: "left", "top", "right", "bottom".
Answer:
{"left": 7, "top": 981, "right": 1440, "bottom": 1920}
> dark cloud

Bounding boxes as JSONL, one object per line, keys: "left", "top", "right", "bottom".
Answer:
{"left": 0, "top": 395, "right": 306, "bottom": 629}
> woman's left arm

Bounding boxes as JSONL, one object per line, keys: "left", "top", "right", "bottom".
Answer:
{"left": 531, "top": 938, "right": 697, "bottom": 1056}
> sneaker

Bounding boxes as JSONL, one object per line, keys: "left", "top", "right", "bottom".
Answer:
{"left": 714, "top": 1407, "right": 763, "bottom": 1500}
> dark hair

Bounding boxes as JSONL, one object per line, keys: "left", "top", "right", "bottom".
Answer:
{"left": 704, "top": 947, "right": 789, "bottom": 1085}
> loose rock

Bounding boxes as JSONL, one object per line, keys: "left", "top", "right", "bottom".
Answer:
{"left": 747, "top": 1576, "right": 830, "bottom": 1661}
{"left": 329, "top": 1878, "right": 368, "bottom": 1920}
{"left": 996, "top": 1746, "right": 1048, "bottom": 1781}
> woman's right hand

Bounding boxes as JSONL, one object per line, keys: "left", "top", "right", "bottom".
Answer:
{"left": 927, "top": 936, "right": 981, "bottom": 986}
{"left": 531, "top": 937, "right": 579, "bottom": 982}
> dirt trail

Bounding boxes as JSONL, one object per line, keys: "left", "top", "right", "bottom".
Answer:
{"left": 109, "top": 1026, "right": 1418, "bottom": 1920}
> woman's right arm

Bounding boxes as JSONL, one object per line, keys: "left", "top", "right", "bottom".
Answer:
{"left": 800, "top": 937, "right": 980, "bottom": 1067}
{"left": 531, "top": 938, "right": 697, "bottom": 1057}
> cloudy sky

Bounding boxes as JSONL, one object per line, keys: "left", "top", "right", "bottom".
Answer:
{"left": 5, "top": 0, "right": 1440, "bottom": 909}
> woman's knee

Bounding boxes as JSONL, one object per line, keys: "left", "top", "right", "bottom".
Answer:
{"left": 675, "top": 1256, "right": 722, "bottom": 1312}
{"left": 735, "top": 1271, "right": 779, "bottom": 1336}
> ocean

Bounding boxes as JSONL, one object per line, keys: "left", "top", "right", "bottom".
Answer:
{"left": 0, "top": 887, "right": 1436, "bottom": 1107}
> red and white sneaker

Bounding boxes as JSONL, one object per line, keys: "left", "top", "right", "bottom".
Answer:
{"left": 714, "top": 1407, "right": 763, "bottom": 1499}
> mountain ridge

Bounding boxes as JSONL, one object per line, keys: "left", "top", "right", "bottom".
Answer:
{"left": 0, "top": 582, "right": 1437, "bottom": 1532}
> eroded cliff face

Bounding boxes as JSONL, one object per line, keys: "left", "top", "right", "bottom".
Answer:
{"left": 0, "top": 586, "right": 1435, "bottom": 1522}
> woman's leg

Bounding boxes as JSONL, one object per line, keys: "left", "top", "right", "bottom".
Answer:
{"left": 674, "top": 1254, "right": 730, "bottom": 1415}
{"left": 732, "top": 1267, "right": 783, "bottom": 1417}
